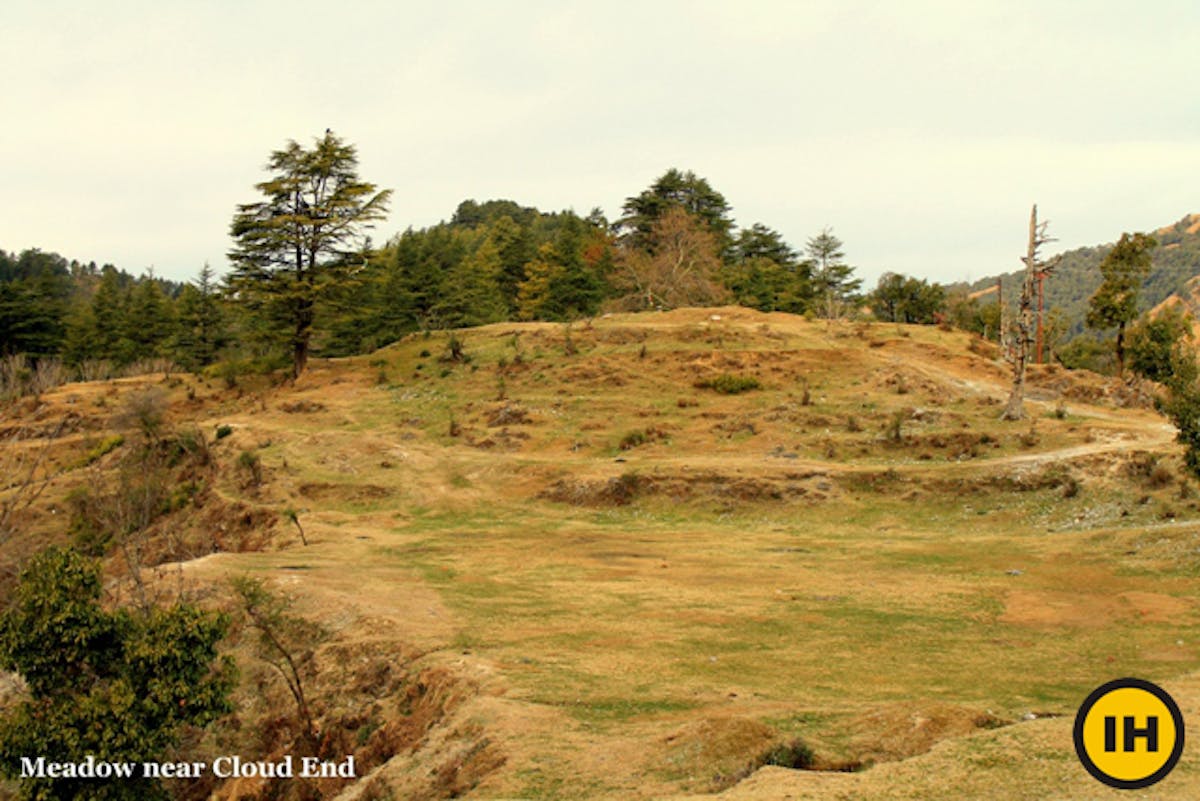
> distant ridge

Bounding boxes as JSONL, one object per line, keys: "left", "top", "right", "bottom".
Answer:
{"left": 955, "top": 213, "right": 1200, "bottom": 336}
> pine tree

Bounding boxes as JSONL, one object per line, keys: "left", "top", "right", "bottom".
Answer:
{"left": 171, "top": 263, "right": 226, "bottom": 370}
{"left": 618, "top": 169, "right": 735, "bottom": 257}
{"left": 1086, "top": 232, "right": 1156, "bottom": 376}
{"left": 806, "top": 228, "right": 860, "bottom": 319}
{"left": 431, "top": 238, "right": 507, "bottom": 328}
{"left": 228, "top": 130, "right": 391, "bottom": 378}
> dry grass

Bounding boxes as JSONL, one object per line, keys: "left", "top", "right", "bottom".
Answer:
{"left": 3, "top": 307, "right": 1198, "bottom": 800}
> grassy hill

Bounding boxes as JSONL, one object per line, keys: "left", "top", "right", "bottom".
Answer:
{"left": 3, "top": 308, "right": 1200, "bottom": 800}
{"left": 960, "top": 213, "right": 1200, "bottom": 338}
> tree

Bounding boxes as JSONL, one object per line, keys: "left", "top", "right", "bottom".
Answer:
{"left": 1001, "top": 205, "right": 1061, "bottom": 420}
{"left": 806, "top": 228, "right": 860, "bottom": 319}
{"left": 515, "top": 214, "right": 608, "bottom": 321}
{"left": 228, "top": 130, "right": 391, "bottom": 378}
{"left": 1127, "top": 305, "right": 1194, "bottom": 384}
{"left": 231, "top": 576, "right": 325, "bottom": 752}
{"left": 124, "top": 275, "right": 173, "bottom": 362}
{"left": 0, "top": 547, "right": 235, "bottom": 801}
{"left": 618, "top": 169, "right": 735, "bottom": 256}
{"left": 726, "top": 224, "right": 813, "bottom": 313}
{"left": 1085, "top": 232, "right": 1157, "bottom": 376}
{"left": 171, "top": 263, "right": 226, "bottom": 370}
{"left": 431, "top": 237, "right": 508, "bottom": 328}
{"left": 870, "top": 273, "right": 946, "bottom": 324}
{"left": 616, "top": 207, "right": 726, "bottom": 310}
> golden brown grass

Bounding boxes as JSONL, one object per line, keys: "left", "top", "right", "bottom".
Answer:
{"left": 4, "top": 308, "right": 1199, "bottom": 800}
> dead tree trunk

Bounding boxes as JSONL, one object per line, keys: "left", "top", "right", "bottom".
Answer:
{"left": 1002, "top": 205, "right": 1059, "bottom": 420}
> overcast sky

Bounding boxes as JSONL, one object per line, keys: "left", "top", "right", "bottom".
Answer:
{"left": 3, "top": 1, "right": 1199, "bottom": 287}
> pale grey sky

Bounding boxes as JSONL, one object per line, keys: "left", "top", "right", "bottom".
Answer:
{"left": 3, "top": 1, "right": 1198, "bottom": 287}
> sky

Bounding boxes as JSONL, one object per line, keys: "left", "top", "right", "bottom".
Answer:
{"left": 3, "top": 1, "right": 1199, "bottom": 288}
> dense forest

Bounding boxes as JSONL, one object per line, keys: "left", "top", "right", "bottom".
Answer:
{"left": 3, "top": 140, "right": 1193, "bottom": 389}
{"left": 2, "top": 163, "right": 947, "bottom": 387}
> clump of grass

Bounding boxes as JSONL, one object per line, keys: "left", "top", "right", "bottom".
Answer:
{"left": 618, "top": 427, "right": 669, "bottom": 451}
{"left": 695, "top": 374, "right": 761, "bottom": 394}
{"left": 619, "top": 430, "right": 648, "bottom": 450}
{"left": 759, "top": 740, "right": 815, "bottom": 769}
{"left": 79, "top": 434, "right": 125, "bottom": 466}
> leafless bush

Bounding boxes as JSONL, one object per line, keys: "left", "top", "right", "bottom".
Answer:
{"left": 113, "top": 387, "right": 170, "bottom": 442}
{"left": 77, "top": 359, "right": 117, "bottom": 382}
{"left": 122, "top": 357, "right": 178, "bottom": 378}
{"left": 0, "top": 354, "right": 31, "bottom": 401}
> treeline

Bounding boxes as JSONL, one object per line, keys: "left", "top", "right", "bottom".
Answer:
{"left": 3, "top": 168, "right": 955, "bottom": 380}
{"left": 0, "top": 249, "right": 225, "bottom": 376}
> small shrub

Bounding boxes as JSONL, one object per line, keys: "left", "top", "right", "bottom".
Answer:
{"left": 694, "top": 374, "right": 761, "bottom": 394}
{"left": 115, "top": 388, "right": 169, "bottom": 442}
{"left": 1019, "top": 421, "right": 1039, "bottom": 448}
{"left": 1148, "top": 463, "right": 1174, "bottom": 490}
{"left": 846, "top": 416, "right": 862, "bottom": 433}
{"left": 419, "top": 349, "right": 431, "bottom": 358}
{"left": 1053, "top": 400, "right": 1068, "bottom": 420}
{"left": 619, "top": 430, "right": 648, "bottom": 450}
{"left": 215, "top": 424, "right": 233, "bottom": 440}
{"left": 237, "top": 450, "right": 263, "bottom": 487}
{"left": 442, "top": 334, "right": 467, "bottom": 363}
{"left": 760, "top": 739, "right": 815, "bottom": 770}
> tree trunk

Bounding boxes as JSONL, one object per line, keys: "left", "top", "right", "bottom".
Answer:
{"left": 1116, "top": 322, "right": 1126, "bottom": 377}
{"left": 292, "top": 298, "right": 313, "bottom": 379}
{"left": 1001, "top": 206, "right": 1040, "bottom": 421}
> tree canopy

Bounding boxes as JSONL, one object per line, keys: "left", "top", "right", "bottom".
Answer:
{"left": 1086, "top": 231, "right": 1157, "bottom": 375}
{"left": 0, "top": 547, "right": 235, "bottom": 801}
{"left": 228, "top": 130, "right": 392, "bottom": 378}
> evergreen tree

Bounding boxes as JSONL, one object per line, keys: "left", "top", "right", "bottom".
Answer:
{"left": 870, "top": 272, "right": 946, "bottom": 323}
{"left": 171, "top": 264, "right": 226, "bottom": 369}
{"left": 0, "top": 250, "right": 72, "bottom": 359}
{"left": 1127, "top": 305, "right": 1193, "bottom": 384}
{"left": 516, "top": 215, "right": 607, "bottom": 320}
{"left": 807, "top": 228, "right": 860, "bottom": 319}
{"left": 228, "top": 130, "right": 391, "bottom": 378}
{"left": 431, "top": 238, "right": 507, "bottom": 328}
{"left": 727, "top": 224, "right": 812, "bottom": 313}
{"left": 618, "top": 169, "right": 735, "bottom": 257}
{"left": 90, "top": 266, "right": 133, "bottom": 363}
{"left": 1086, "top": 232, "right": 1157, "bottom": 376}
{"left": 125, "top": 276, "right": 173, "bottom": 361}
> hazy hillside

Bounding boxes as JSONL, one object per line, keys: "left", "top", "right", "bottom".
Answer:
{"left": 958, "top": 213, "right": 1200, "bottom": 336}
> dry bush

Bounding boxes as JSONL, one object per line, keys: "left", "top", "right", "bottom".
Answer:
{"left": 76, "top": 359, "right": 117, "bottom": 382}
{"left": 121, "top": 357, "right": 177, "bottom": 377}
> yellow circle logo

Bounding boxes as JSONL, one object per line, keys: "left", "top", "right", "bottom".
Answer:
{"left": 1074, "top": 678, "right": 1184, "bottom": 789}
